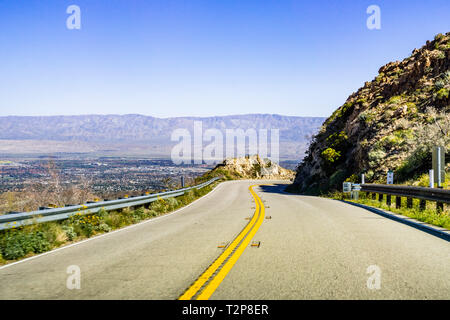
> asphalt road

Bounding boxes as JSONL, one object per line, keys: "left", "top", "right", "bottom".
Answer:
{"left": 0, "top": 180, "right": 449, "bottom": 299}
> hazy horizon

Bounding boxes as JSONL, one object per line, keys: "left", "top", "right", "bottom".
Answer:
{"left": 0, "top": 113, "right": 326, "bottom": 119}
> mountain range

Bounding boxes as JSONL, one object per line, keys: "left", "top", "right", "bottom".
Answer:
{"left": 0, "top": 114, "right": 325, "bottom": 161}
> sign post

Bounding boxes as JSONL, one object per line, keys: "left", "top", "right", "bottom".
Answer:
{"left": 387, "top": 170, "right": 394, "bottom": 185}
{"left": 343, "top": 182, "right": 352, "bottom": 193}
{"left": 351, "top": 184, "right": 361, "bottom": 200}
{"left": 432, "top": 146, "right": 445, "bottom": 188}
{"left": 429, "top": 169, "right": 434, "bottom": 188}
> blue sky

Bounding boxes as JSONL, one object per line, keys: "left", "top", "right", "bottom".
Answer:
{"left": 0, "top": 0, "right": 449, "bottom": 118}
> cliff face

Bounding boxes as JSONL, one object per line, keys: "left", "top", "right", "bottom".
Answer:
{"left": 291, "top": 32, "right": 450, "bottom": 194}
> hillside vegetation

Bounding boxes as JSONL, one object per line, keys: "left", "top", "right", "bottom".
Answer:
{"left": 291, "top": 32, "right": 450, "bottom": 194}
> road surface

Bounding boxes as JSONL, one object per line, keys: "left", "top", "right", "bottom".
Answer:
{"left": 0, "top": 180, "right": 449, "bottom": 299}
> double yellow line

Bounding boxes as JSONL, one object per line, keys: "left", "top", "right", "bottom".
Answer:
{"left": 179, "top": 185, "right": 265, "bottom": 300}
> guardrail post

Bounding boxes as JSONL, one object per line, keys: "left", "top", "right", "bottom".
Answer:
{"left": 419, "top": 199, "right": 426, "bottom": 211}
{"left": 407, "top": 197, "right": 413, "bottom": 208}
{"left": 358, "top": 183, "right": 450, "bottom": 216}
{"left": 395, "top": 196, "right": 401, "bottom": 209}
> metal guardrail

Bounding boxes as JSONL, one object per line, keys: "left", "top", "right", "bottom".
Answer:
{"left": 360, "top": 184, "right": 450, "bottom": 204}
{"left": 0, "top": 177, "right": 220, "bottom": 231}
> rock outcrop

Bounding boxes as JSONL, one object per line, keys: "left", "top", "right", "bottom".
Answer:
{"left": 206, "top": 155, "right": 295, "bottom": 180}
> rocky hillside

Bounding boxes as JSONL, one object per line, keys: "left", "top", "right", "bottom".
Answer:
{"left": 199, "top": 155, "right": 295, "bottom": 181}
{"left": 291, "top": 32, "right": 450, "bottom": 194}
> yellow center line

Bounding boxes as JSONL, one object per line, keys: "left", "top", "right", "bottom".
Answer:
{"left": 196, "top": 185, "right": 265, "bottom": 300}
{"left": 178, "top": 184, "right": 266, "bottom": 300}
{"left": 178, "top": 185, "right": 262, "bottom": 300}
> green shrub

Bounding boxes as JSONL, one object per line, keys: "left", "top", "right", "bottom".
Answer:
{"left": 374, "top": 130, "right": 413, "bottom": 150}
{"left": 365, "top": 170, "right": 374, "bottom": 180}
{"left": 327, "top": 191, "right": 345, "bottom": 200}
{"left": 39, "top": 223, "right": 69, "bottom": 245}
{"left": 415, "top": 173, "right": 431, "bottom": 187}
{"left": 0, "top": 231, "right": 50, "bottom": 260}
{"left": 103, "top": 214, "right": 122, "bottom": 229}
{"left": 375, "top": 73, "right": 384, "bottom": 83}
{"left": 62, "top": 226, "right": 77, "bottom": 241}
{"left": 151, "top": 198, "right": 168, "bottom": 213}
{"left": 434, "top": 33, "right": 444, "bottom": 42}
{"left": 435, "top": 80, "right": 444, "bottom": 90}
{"left": 396, "top": 148, "right": 430, "bottom": 182}
{"left": 324, "top": 102, "right": 354, "bottom": 125}
{"left": 359, "top": 110, "right": 376, "bottom": 124}
{"left": 326, "top": 131, "right": 348, "bottom": 148}
{"left": 147, "top": 209, "right": 158, "bottom": 217}
{"left": 252, "top": 163, "right": 262, "bottom": 177}
{"left": 329, "top": 169, "right": 347, "bottom": 189}
{"left": 387, "top": 95, "right": 402, "bottom": 105}
{"left": 434, "top": 50, "right": 446, "bottom": 59}
{"left": 67, "top": 213, "right": 101, "bottom": 237}
{"left": 165, "top": 198, "right": 179, "bottom": 211}
{"left": 405, "top": 102, "right": 417, "bottom": 114}
{"left": 2, "top": 241, "right": 24, "bottom": 260}
{"left": 321, "top": 148, "right": 341, "bottom": 163}
{"left": 133, "top": 207, "right": 146, "bottom": 218}
{"left": 97, "top": 208, "right": 108, "bottom": 218}
{"left": 345, "top": 174, "right": 359, "bottom": 183}
{"left": 97, "top": 223, "right": 111, "bottom": 233}
{"left": 379, "top": 132, "right": 405, "bottom": 148}
{"left": 396, "top": 128, "right": 413, "bottom": 138}
{"left": 368, "top": 148, "right": 386, "bottom": 167}
{"left": 178, "top": 190, "right": 195, "bottom": 205}
{"left": 436, "top": 88, "right": 449, "bottom": 99}
{"left": 193, "top": 188, "right": 203, "bottom": 197}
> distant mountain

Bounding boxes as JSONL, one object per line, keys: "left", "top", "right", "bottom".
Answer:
{"left": 0, "top": 114, "right": 325, "bottom": 160}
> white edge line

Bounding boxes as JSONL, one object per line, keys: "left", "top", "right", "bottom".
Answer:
{"left": 0, "top": 180, "right": 231, "bottom": 271}
{"left": 341, "top": 200, "right": 450, "bottom": 239}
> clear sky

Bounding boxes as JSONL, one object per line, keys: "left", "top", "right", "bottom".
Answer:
{"left": 0, "top": 0, "right": 449, "bottom": 118}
